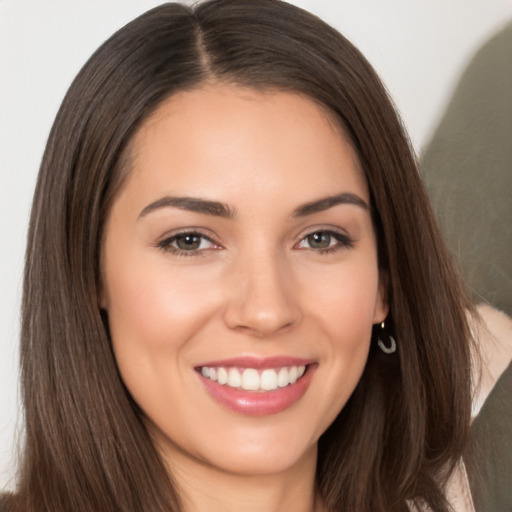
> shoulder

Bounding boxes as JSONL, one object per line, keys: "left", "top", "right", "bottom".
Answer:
{"left": 442, "top": 306, "right": 512, "bottom": 512}
{"left": 471, "top": 304, "right": 512, "bottom": 417}
{"left": 467, "top": 305, "right": 512, "bottom": 512}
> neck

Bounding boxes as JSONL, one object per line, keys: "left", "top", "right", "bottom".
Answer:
{"left": 163, "top": 444, "right": 323, "bottom": 512}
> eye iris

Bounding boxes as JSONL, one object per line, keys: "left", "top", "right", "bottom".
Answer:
{"left": 176, "top": 234, "right": 201, "bottom": 250}
{"left": 307, "top": 232, "right": 331, "bottom": 249}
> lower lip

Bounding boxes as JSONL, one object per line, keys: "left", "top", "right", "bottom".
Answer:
{"left": 198, "top": 365, "right": 316, "bottom": 416}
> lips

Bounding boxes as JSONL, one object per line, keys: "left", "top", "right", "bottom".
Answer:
{"left": 196, "top": 357, "right": 316, "bottom": 415}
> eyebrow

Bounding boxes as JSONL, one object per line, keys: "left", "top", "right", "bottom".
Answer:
{"left": 139, "top": 196, "right": 236, "bottom": 219}
{"left": 292, "top": 192, "right": 369, "bottom": 217}
{"left": 138, "top": 192, "right": 368, "bottom": 220}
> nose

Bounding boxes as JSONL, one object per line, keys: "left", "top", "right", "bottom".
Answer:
{"left": 223, "top": 248, "right": 301, "bottom": 337}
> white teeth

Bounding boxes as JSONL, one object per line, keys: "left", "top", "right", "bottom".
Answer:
{"left": 277, "top": 368, "right": 289, "bottom": 388}
{"left": 260, "top": 369, "right": 278, "bottom": 391}
{"left": 217, "top": 367, "right": 228, "bottom": 385}
{"left": 200, "top": 364, "right": 308, "bottom": 391}
{"left": 228, "top": 368, "right": 242, "bottom": 388}
{"left": 242, "top": 369, "right": 260, "bottom": 390}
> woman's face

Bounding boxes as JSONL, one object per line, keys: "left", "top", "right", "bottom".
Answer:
{"left": 101, "top": 85, "right": 387, "bottom": 477}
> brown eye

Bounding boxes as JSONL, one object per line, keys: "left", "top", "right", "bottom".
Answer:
{"left": 306, "top": 232, "right": 333, "bottom": 249}
{"left": 175, "top": 234, "right": 202, "bottom": 251}
{"left": 158, "top": 232, "right": 218, "bottom": 254}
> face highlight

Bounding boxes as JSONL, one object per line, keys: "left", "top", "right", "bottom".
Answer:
{"left": 101, "top": 85, "right": 388, "bottom": 479}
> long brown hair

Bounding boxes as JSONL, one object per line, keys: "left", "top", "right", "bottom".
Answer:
{"left": 5, "top": 1, "right": 473, "bottom": 511}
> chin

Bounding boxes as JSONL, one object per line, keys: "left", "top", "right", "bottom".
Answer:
{"left": 200, "top": 434, "right": 318, "bottom": 477}
{"left": 147, "top": 410, "right": 321, "bottom": 478}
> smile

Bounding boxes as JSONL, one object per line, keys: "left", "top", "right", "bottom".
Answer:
{"left": 200, "top": 365, "right": 307, "bottom": 391}
{"left": 196, "top": 357, "right": 316, "bottom": 415}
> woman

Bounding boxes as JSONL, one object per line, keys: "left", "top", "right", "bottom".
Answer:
{"left": 1, "top": 1, "right": 474, "bottom": 511}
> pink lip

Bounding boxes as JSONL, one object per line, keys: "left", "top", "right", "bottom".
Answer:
{"left": 196, "top": 355, "right": 314, "bottom": 370}
{"left": 196, "top": 356, "right": 317, "bottom": 416}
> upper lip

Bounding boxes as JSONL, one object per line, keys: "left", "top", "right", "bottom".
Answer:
{"left": 195, "top": 356, "right": 315, "bottom": 370}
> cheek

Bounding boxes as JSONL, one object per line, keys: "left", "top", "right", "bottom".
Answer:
{"left": 103, "top": 255, "right": 216, "bottom": 366}
{"left": 301, "top": 254, "right": 381, "bottom": 335}
{"left": 102, "top": 256, "right": 220, "bottom": 421}
{"left": 319, "top": 272, "right": 376, "bottom": 362}
{"left": 299, "top": 255, "right": 379, "bottom": 412}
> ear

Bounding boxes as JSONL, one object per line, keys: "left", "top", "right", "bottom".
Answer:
{"left": 373, "top": 271, "right": 389, "bottom": 324}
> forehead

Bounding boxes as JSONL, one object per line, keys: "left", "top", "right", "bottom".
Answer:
{"left": 122, "top": 85, "right": 368, "bottom": 210}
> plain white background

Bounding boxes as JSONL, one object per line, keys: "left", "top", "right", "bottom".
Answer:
{"left": 1, "top": 0, "right": 511, "bottom": 491}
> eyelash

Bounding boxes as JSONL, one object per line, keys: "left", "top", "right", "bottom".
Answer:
{"left": 157, "top": 230, "right": 219, "bottom": 257}
{"left": 295, "top": 229, "right": 354, "bottom": 254}
{"left": 156, "top": 229, "right": 354, "bottom": 257}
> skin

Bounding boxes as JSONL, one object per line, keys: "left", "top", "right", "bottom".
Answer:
{"left": 101, "top": 85, "right": 388, "bottom": 512}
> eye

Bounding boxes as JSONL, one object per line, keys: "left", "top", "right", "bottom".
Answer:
{"left": 158, "top": 231, "right": 219, "bottom": 255}
{"left": 296, "top": 230, "right": 353, "bottom": 253}
{"left": 305, "top": 232, "right": 334, "bottom": 249}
